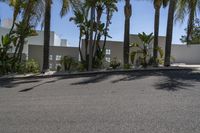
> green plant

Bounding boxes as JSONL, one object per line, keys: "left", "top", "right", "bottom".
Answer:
{"left": 24, "top": 59, "right": 40, "bottom": 73}
{"left": 77, "top": 62, "right": 86, "bottom": 72}
{"left": 124, "top": 64, "right": 132, "bottom": 69}
{"left": 110, "top": 57, "right": 121, "bottom": 69}
{"left": 0, "top": 34, "right": 13, "bottom": 74}
{"left": 130, "top": 32, "right": 165, "bottom": 67}
{"left": 70, "top": 0, "right": 118, "bottom": 70}
{"left": 60, "top": 56, "right": 77, "bottom": 71}
{"left": 130, "top": 32, "right": 154, "bottom": 67}
{"left": 57, "top": 65, "right": 62, "bottom": 72}
{"left": 154, "top": 46, "right": 164, "bottom": 66}
{"left": 180, "top": 18, "right": 200, "bottom": 44}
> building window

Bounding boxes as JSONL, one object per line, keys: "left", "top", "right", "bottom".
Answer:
{"left": 56, "top": 55, "right": 62, "bottom": 61}
{"left": 105, "top": 57, "right": 111, "bottom": 63}
{"left": 56, "top": 63, "right": 61, "bottom": 68}
{"left": 49, "top": 55, "right": 53, "bottom": 60}
{"left": 49, "top": 63, "right": 52, "bottom": 69}
{"left": 106, "top": 49, "right": 111, "bottom": 55}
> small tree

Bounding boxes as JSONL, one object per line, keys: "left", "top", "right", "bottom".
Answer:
{"left": 110, "top": 57, "right": 121, "bottom": 69}
{"left": 180, "top": 18, "right": 200, "bottom": 44}
{"left": 130, "top": 32, "right": 164, "bottom": 68}
{"left": 60, "top": 56, "right": 76, "bottom": 71}
{"left": 70, "top": 0, "right": 118, "bottom": 70}
{"left": 130, "top": 32, "right": 154, "bottom": 67}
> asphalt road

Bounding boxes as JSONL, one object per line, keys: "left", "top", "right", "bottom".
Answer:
{"left": 1, "top": 70, "right": 200, "bottom": 133}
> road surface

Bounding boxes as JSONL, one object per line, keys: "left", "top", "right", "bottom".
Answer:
{"left": 0, "top": 70, "right": 200, "bottom": 133}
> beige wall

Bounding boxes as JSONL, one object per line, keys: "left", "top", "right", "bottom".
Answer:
{"left": 171, "top": 45, "right": 200, "bottom": 64}
{"left": 81, "top": 35, "right": 166, "bottom": 65}
{"left": 81, "top": 40, "right": 123, "bottom": 65}
{"left": 130, "top": 34, "right": 166, "bottom": 52}
{"left": 28, "top": 45, "right": 79, "bottom": 70}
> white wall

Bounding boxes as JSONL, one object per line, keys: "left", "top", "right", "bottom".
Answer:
{"left": 27, "top": 31, "right": 55, "bottom": 46}
{"left": 0, "top": 27, "right": 57, "bottom": 58}
{"left": 171, "top": 45, "right": 200, "bottom": 64}
{"left": 61, "top": 39, "right": 67, "bottom": 47}
{"left": 53, "top": 33, "right": 61, "bottom": 46}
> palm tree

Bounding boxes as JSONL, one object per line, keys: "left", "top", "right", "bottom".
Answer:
{"left": 102, "top": 0, "right": 118, "bottom": 51}
{"left": 42, "top": 0, "right": 52, "bottom": 72}
{"left": 1, "top": 0, "right": 43, "bottom": 64}
{"left": 88, "top": 0, "right": 96, "bottom": 71}
{"left": 164, "top": 0, "right": 177, "bottom": 67}
{"left": 175, "top": 0, "right": 200, "bottom": 44}
{"left": 153, "top": 0, "right": 168, "bottom": 66}
{"left": 83, "top": 0, "right": 97, "bottom": 71}
{"left": 42, "top": 0, "right": 79, "bottom": 72}
{"left": 123, "top": 0, "right": 132, "bottom": 66}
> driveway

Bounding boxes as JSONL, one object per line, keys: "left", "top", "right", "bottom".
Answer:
{"left": 0, "top": 70, "right": 200, "bottom": 133}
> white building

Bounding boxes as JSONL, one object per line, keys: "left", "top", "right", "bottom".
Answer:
{"left": 0, "top": 26, "right": 68, "bottom": 58}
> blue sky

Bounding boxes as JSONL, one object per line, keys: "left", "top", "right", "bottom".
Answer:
{"left": 0, "top": 0, "right": 187, "bottom": 47}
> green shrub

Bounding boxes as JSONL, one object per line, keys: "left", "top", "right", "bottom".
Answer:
{"left": 110, "top": 57, "right": 121, "bottom": 69}
{"left": 24, "top": 59, "right": 40, "bottom": 73}
{"left": 77, "top": 62, "right": 86, "bottom": 72}
{"left": 60, "top": 56, "right": 77, "bottom": 71}
{"left": 124, "top": 64, "right": 132, "bottom": 69}
{"left": 56, "top": 65, "right": 62, "bottom": 72}
{"left": 0, "top": 34, "right": 13, "bottom": 75}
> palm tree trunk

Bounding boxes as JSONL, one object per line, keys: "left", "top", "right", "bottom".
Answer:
{"left": 123, "top": 0, "right": 132, "bottom": 66}
{"left": 153, "top": 7, "right": 160, "bottom": 66}
{"left": 78, "top": 30, "right": 83, "bottom": 61}
{"left": 42, "top": 0, "right": 51, "bottom": 72}
{"left": 102, "top": 7, "right": 110, "bottom": 52}
{"left": 164, "top": 0, "right": 176, "bottom": 67}
{"left": 88, "top": 7, "right": 95, "bottom": 71}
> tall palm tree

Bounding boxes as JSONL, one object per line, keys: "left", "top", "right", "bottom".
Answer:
{"left": 123, "top": 0, "right": 132, "bottom": 66}
{"left": 84, "top": 0, "right": 97, "bottom": 71}
{"left": 164, "top": 0, "right": 177, "bottom": 67}
{"left": 42, "top": 0, "right": 79, "bottom": 72}
{"left": 102, "top": 0, "right": 118, "bottom": 51}
{"left": 42, "top": 0, "right": 52, "bottom": 72}
{"left": 88, "top": 6, "right": 95, "bottom": 71}
{"left": 153, "top": 0, "right": 168, "bottom": 66}
{"left": 175, "top": 0, "right": 200, "bottom": 44}
{"left": 1, "top": 0, "right": 43, "bottom": 63}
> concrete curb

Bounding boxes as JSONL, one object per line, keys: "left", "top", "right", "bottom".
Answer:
{"left": 0, "top": 66, "right": 197, "bottom": 80}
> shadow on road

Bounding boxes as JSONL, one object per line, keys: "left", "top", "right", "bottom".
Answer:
{"left": 0, "top": 78, "right": 59, "bottom": 92}
{"left": 1, "top": 70, "right": 200, "bottom": 92}
{"left": 70, "top": 70, "right": 200, "bottom": 91}
{"left": 18, "top": 80, "right": 58, "bottom": 92}
{"left": 70, "top": 74, "right": 111, "bottom": 85}
{"left": 0, "top": 79, "right": 41, "bottom": 88}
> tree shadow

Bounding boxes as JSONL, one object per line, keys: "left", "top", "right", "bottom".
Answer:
{"left": 71, "top": 74, "right": 111, "bottom": 85}
{"left": 110, "top": 69, "right": 200, "bottom": 91}
{"left": 1, "top": 69, "right": 200, "bottom": 92}
{"left": 19, "top": 79, "right": 58, "bottom": 92}
{"left": 0, "top": 78, "right": 41, "bottom": 88}
{"left": 153, "top": 70, "right": 200, "bottom": 91}
{"left": 154, "top": 78, "right": 194, "bottom": 91}
{"left": 111, "top": 72, "right": 150, "bottom": 83}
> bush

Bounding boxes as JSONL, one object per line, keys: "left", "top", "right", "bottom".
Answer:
{"left": 24, "top": 59, "right": 40, "bottom": 73}
{"left": 77, "top": 62, "right": 86, "bottom": 72}
{"left": 56, "top": 65, "right": 62, "bottom": 72}
{"left": 0, "top": 34, "right": 13, "bottom": 75}
{"left": 60, "top": 56, "right": 77, "bottom": 71}
{"left": 110, "top": 57, "right": 121, "bottom": 69}
{"left": 124, "top": 64, "right": 132, "bottom": 69}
